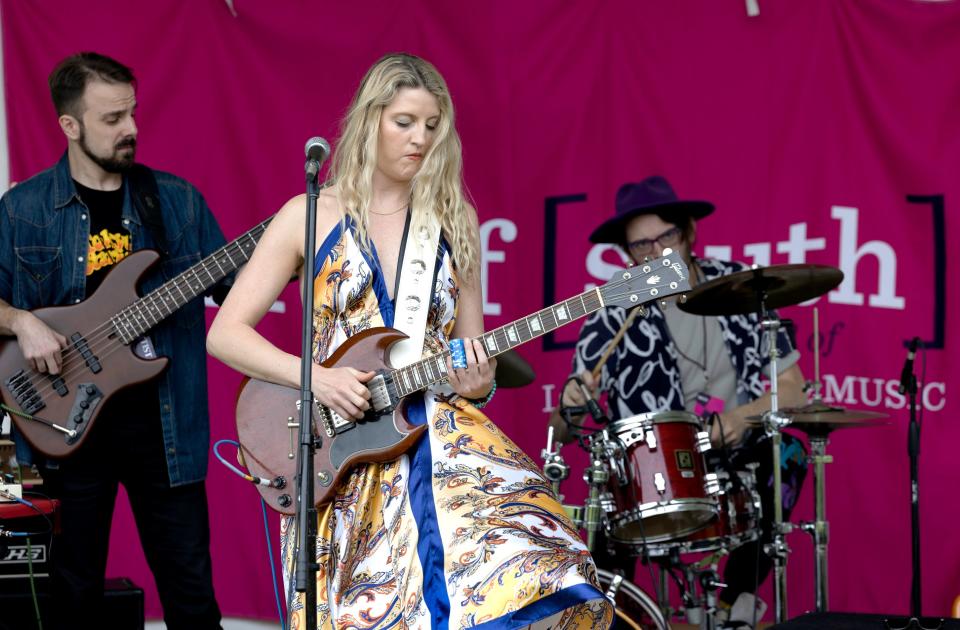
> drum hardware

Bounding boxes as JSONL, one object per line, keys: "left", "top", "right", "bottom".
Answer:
{"left": 541, "top": 426, "right": 570, "bottom": 498}
{"left": 679, "top": 264, "right": 845, "bottom": 624}
{"left": 758, "top": 311, "right": 793, "bottom": 624}
{"left": 746, "top": 306, "right": 890, "bottom": 615}
{"left": 595, "top": 568, "right": 669, "bottom": 630}
{"left": 583, "top": 429, "right": 619, "bottom": 552}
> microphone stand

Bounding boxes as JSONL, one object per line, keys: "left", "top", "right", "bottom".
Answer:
{"left": 886, "top": 345, "right": 942, "bottom": 630}
{"left": 294, "top": 158, "right": 321, "bottom": 630}
{"left": 907, "top": 366, "right": 921, "bottom": 620}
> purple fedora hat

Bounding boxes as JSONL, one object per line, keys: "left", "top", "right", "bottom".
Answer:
{"left": 589, "top": 175, "right": 715, "bottom": 244}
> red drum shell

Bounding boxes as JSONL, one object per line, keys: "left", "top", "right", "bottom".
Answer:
{"left": 606, "top": 411, "right": 718, "bottom": 546}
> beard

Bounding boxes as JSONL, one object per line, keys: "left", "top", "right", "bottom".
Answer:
{"left": 78, "top": 126, "right": 137, "bottom": 173}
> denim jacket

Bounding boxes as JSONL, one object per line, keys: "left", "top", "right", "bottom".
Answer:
{"left": 0, "top": 153, "right": 227, "bottom": 486}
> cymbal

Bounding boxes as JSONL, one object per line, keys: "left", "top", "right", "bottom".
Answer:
{"left": 678, "top": 264, "right": 844, "bottom": 316}
{"left": 495, "top": 349, "right": 535, "bottom": 388}
{"left": 746, "top": 401, "right": 890, "bottom": 434}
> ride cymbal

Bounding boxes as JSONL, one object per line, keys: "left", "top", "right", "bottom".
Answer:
{"left": 678, "top": 264, "right": 843, "bottom": 316}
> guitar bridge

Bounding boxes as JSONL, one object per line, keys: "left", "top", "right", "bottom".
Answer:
{"left": 4, "top": 370, "right": 46, "bottom": 415}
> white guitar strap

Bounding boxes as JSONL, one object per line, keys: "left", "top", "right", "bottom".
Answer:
{"left": 387, "top": 213, "right": 441, "bottom": 368}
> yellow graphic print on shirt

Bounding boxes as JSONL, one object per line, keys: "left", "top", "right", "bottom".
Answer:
{"left": 87, "top": 229, "right": 132, "bottom": 276}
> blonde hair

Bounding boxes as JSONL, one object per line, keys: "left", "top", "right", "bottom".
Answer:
{"left": 327, "top": 53, "right": 478, "bottom": 279}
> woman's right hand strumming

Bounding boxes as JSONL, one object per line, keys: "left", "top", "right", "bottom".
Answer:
{"left": 311, "top": 364, "right": 375, "bottom": 421}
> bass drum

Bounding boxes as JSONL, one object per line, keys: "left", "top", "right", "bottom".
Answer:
{"left": 595, "top": 568, "right": 669, "bottom": 630}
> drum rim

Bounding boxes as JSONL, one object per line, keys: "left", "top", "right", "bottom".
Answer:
{"left": 636, "top": 527, "right": 761, "bottom": 556}
{"left": 610, "top": 410, "right": 703, "bottom": 430}
{"left": 608, "top": 498, "right": 718, "bottom": 544}
{"left": 594, "top": 567, "right": 668, "bottom": 630}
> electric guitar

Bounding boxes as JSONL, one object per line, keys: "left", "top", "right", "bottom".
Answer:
{"left": 235, "top": 252, "right": 691, "bottom": 513}
{"left": 0, "top": 216, "right": 274, "bottom": 458}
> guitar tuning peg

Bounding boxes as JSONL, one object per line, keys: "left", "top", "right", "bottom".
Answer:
{"left": 680, "top": 294, "right": 688, "bottom": 304}
{"left": 642, "top": 256, "right": 651, "bottom": 263}
{"left": 659, "top": 299, "right": 668, "bottom": 309}
{"left": 662, "top": 248, "right": 673, "bottom": 256}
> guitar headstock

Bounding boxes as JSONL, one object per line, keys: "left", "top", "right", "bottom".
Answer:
{"left": 598, "top": 249, "right": 692, "bottom": 310}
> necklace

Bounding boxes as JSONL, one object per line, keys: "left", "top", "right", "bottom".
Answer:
{"left": 369, "top": 203, "right": 409, "bottom": 216}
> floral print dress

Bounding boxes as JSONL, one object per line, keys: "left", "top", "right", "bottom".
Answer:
{"left": 281, "top": 220, "right": 613, "bottom": 629}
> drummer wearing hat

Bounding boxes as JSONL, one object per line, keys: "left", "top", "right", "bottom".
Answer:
{"left": 549, "top": 175, "right": 809, "bottom": 627}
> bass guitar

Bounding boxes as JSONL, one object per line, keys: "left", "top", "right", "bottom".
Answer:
{"left": 0, "top": 216, "right": 273, "bottom": 458}
{"left": 236, "top": 252, "right": 691, "bottom": 513}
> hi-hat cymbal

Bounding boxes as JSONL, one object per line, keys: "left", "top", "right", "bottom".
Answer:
{"left": 746, "top": 401, "right": 890, "bottom": 434}
{"left": 495, "top": 349, "right": 535, "bottom": 388}
{"left": 678, "top": 264, "right": 844, "bottom": 316}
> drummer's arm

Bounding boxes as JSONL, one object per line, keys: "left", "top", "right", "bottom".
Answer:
{"left": 549, "top": 371, "right": 595, "bottom": 444}
{"left": 712, "top": 363, "right": 806, "bottom": 447}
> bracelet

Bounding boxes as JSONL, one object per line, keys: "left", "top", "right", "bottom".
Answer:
{"left": 466, "top": 379, "right": 497, "bottom": 409}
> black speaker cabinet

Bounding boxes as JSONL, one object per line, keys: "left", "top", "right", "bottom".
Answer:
{"left": 772, "top": 612, "right": 960, "bottom": 629}
{"left": 0, "top": 576, "right": 144, "bottom": 630}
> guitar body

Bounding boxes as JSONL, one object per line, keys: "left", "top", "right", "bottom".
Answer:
{"left": 0, "top": 250, "right": 169, "bottom": 458}
{"left": 235, "top": 327, "right": 428, "bottom": 514}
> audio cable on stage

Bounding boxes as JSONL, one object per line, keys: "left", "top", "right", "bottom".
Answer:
{"left": 213, "top": 439, "right": 287, "bottom": 630}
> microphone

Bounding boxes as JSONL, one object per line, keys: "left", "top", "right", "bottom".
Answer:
{"left": 576, "top": 379, "right": 609, "bottom": 424}
{"left": 304, "top": 136, "right": 331, "bottom": 180}
{"left": 898, "top": 336, "right": 921, "bottom": 395}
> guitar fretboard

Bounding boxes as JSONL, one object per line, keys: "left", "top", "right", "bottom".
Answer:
{"left": 389, "top": 288, "right": 606, "bottom": 398}
{"left": 111, "top": 216, "right": 274, "bottom": 344}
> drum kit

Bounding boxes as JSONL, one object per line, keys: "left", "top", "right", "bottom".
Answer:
{"left": 502, "top": 263, "right": 892, "bottom": 629}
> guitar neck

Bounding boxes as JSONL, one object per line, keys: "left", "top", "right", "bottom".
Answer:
{"left": 390, "top": 287, "right": 605, "bottom": 398}
{"left": 112, "top": 216, "right": 274, "bottom": 343}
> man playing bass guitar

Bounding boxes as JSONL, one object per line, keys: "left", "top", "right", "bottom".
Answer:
{"left": 0, "top": 52, "right": 226, "bottom": 629}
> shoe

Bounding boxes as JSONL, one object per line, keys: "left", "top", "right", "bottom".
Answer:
{"left": 724, "top": 592, "right": 767, "bottom": 629}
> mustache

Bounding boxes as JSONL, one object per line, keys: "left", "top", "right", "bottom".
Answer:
{"left": 115, "top": 137, "right": 137, "bottom": 150}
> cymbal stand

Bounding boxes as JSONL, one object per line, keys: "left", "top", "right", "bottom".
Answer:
{"left": 798, "top": 306, "right": 831, "bottom": 612}
{"left": 759, "top": 307, "right": 792, "bottom": 623}
{"left": 799, "top": 431, "right": 831, "bottom": 613}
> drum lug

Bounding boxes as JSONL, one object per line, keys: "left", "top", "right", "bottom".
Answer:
{"left": 654, "top": 472, "right": 667, "bottom": 494}
{"left": 696, "top": 430, "right": 711, "bottom": 453}
{"left": 704, "top": 472, "right": 721, "bottom": 496}
{"left": 645, "top": 429, "right": 657, "bottom": 450}
{"left": 603, "top": 572, "right": 624, "bottom": 605}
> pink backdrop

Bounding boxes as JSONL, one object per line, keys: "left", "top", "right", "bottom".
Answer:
{"left": 3, "top": 0, "right": 958, "bottom": 622}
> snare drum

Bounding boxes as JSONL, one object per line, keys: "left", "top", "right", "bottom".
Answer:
{"left": 606, "top": 411, "right": 719, "bottom": 546}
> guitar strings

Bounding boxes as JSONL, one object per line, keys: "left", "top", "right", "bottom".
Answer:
{"left": 13, "top": 225, "right": 269, "bottom": 402}
{"left": 17, "top": 261, "right": 683, "bottom": 432}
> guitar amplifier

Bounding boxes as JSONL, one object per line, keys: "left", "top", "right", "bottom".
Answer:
{"left": 0, "top": 497, "right": 58, "bottom": 582}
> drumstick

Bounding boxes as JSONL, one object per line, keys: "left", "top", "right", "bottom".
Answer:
{"left": 590, "top": 306, "right": 643, "bottom": 380}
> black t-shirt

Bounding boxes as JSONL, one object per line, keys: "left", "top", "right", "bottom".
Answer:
{"left": 74, "top": 180, "right": 131, "bottom": 298}
{"left": 73, "top": 180, "right": 160, "bottom": 424}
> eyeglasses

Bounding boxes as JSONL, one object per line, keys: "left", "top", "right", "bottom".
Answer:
{"left": 626, "top": 226, "right": 682, "bottom": 257}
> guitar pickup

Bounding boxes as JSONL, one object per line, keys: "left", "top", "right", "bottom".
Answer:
{"left": 70, "top": 333, "right": 102, "bottom": 374}
{"left": 368, "top": 373, "right": 397, "bottom": 414}
{"left": 50, "top": 375, "right": 68, "bottom": 397}
{"left": 64, "top": 383, "right": 103, "bottom": 445}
